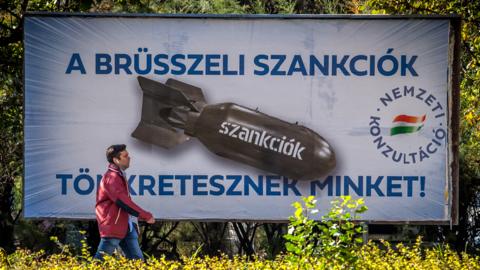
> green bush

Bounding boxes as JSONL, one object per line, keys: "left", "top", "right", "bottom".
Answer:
{"left": 1, "top": 240, "right": 479, "bottom": 269}
{"left": 284, "top": 196, "right": 367, "bottom": 265}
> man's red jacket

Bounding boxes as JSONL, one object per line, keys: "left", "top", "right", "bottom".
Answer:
{"left": 96, "top": 163, "right": 153, "bottom": 238}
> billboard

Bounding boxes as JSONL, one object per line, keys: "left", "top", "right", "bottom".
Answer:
{"left": 24, "top": 14, "right": 460, "bottom": 223}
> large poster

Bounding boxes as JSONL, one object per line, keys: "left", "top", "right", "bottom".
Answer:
{"left": 24, "top": 15, "right": 456, "bottom": 222}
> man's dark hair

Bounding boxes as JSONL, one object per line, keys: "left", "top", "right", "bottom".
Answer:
{"left": 106, "top": 144, "right": 126, "bottom": 163}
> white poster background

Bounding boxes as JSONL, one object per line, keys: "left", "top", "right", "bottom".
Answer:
{"left": 24, "top": 16, "right": 452, "bottom": 222}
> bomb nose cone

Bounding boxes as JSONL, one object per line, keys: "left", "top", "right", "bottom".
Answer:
{"left": 314, "top": 138, "right": 336, "bottom": 177}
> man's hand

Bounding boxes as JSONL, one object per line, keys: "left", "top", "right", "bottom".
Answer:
{"left": 146, "top": 216, "right": 155, "bottom": 224}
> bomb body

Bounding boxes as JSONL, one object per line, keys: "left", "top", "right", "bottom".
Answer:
{"left": 185, "top": 103, "right": 335, "bottom": 180}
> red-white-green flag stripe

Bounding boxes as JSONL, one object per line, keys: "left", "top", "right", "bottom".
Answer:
{"left": 390, "top": 114, "right": 426, "bottom": 136}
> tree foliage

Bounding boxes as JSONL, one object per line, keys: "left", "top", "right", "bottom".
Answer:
{"left": 1, "top": 0, "right": 28, "bottom": 253}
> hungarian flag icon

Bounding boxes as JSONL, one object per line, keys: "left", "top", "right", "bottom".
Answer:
{"left": 390, "top": 114, "right": 426, "bottom": 136}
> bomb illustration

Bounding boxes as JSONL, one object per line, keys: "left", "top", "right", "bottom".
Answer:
{"left": 132, "top": 76, "right": 336, "bottom": 180}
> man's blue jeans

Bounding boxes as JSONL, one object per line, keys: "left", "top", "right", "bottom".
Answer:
{"left": 94, "top": 228, "right": 144, "bottom": 261}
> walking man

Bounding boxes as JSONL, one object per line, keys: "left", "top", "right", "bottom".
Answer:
{"left": 94, "top": 144, "right": 155, "bottom": 261}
